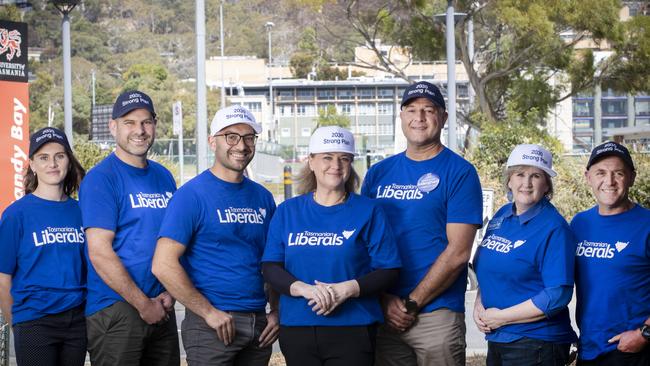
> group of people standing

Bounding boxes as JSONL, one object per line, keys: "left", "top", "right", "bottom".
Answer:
{"left": 0, "top": 81, "right": 647, "bottom": 366}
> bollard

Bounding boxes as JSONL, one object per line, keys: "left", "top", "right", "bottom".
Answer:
{"left": 283, "top": 165, "right": 292, "bottom": 200}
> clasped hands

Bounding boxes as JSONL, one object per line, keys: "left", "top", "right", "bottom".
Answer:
{"left": 292, "top": 279, "right": 359, "bottom": 316}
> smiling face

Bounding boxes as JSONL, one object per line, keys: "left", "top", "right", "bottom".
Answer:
{"left": 209, "top": 123, "right": 256, "bottom": 182}
{"left": 400, "top": 97, "right": 447, "bottom": 149}
{"left": 110, "top": 108, "right": 156, "bottom": 167}
{"left": 585, "top": 156, "right": 636, "bottom": 215}
{"left": 507, "top": 166, "right": 549, "bottom": 215}
{"left": 29, "top": 142, "right": 69, "bottom": 188}
{"left": 309, "top": 152, "right": 353, "bottom": 192}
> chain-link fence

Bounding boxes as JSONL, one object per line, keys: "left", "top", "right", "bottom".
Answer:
{"left": 0, "top": 312, "right": 8, "bottom": 366}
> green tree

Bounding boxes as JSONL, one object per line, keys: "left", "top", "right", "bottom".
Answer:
{"left": 0, "top": 4, "right": 22, "bottom": 21}
{"left": 314, "top": 105, "right": 350, "bottom": 128}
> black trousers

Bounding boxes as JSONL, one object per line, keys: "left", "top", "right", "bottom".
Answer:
{"left": 13, "top": 304, "right": 87, "bottom": 366}
{"left": 279, "top": 325, "right": 377, "bottom": 366}
{"left": 577, "top": 347, "right": 650, "bottom": 366}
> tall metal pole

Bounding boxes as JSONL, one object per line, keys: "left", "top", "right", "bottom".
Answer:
{"left": 62, "top": 12, "right": 73, "bottom": 146}
{"left": 467, "top": 17, "right": 475, "bottom": 109}
{"left": 446, "top": 1, "right": 458, "bottom": 152}
{"left": 265, "top": 22, "right": 274, "bottom": 142}
{"left": 196, "top": 0, "right": 208, "bottom": 172}
{"left": 220, "top": 1, "right": 226, "bottom": 109}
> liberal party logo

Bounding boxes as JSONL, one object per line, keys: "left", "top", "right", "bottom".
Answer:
{"left": 288, "top": 229, "right": 356, "bottom": 246}
{"left": 576, "top": 240, "right": 628, "bottom": 259}
{"left": 217, "top": 207, "right": 266, "bottom": 224}
{"left": 0, "top": 28, "right": 21, "bottom": 61}
{"left": 480, "top": 234, "right": 525, "bottom": 254}
{"left": 129, "top": 191, "right": 172, "bottom": 209}
{"left": 376, "top": 183, "right": 423, "bottom": 200}
{"left": 32, "top": 226, "right": 85, "bottom": 247}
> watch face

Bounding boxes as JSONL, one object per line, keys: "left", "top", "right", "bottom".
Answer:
{"left": 405, "top": 299, "right": 418, "bottom": 314}
{"left": 642, "top": 325, "right": 650, "bottom": 339}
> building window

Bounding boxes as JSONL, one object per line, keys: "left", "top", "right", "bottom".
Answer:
{"left": 296, "top": 104, "right": 316, "bottom": 116}
{"left": 457, "top": 84, "right": 469, "bottom": 98}
{"left": 301, "top": 127, "right": 311, "bottom": 137}
{"left": 296, "top": 89, "right": 314, "bottom": 100}
{"left": 573, "top": 119, "right": 592, "bottom": 130}
{"left": 358, "top": 88, "right": 375, "bottom": 99}
{"left": 573, "top": 100, "right": 593, "bottom": 117}
{"left": 281, "top": 128, "right": 291, "bottom": 137}
{"left": 378, "top": 88, "right": 394, "bottom": 99}
{"left": 338, "top": 104, "right": 354, "bottom": 115}
{"left": 280, "top": 105, "right": 293, "bottom": 117}
{"left": 602, "top": 100, "right": 627, "bottom": 116}
{"left": 279, "top": 90, "right": 294, "bottom": 100}
{"left": 377, "top": 103, "right": 393, "bottom": 115}
{"left": 358, "top": 103, "right": 376, "bottom": 115}
{"left": 318, "top": 89, "right": 335, "bottom": 100}
{"left": 244, "top": 102, "right": 262, "bottom": 112}
{"left": 337, "top": 88, "right": 354, "bottom": 100}
{"left": 636, "top": 99, "right": 650, "bottom": 116}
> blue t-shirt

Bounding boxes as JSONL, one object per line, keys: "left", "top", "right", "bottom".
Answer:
{"left": 79, "top": 153, "right": 176, "bottom": 316}
{"left": 158, "top": 170, "right": 276, "bottom": 312}
{"left": 474, "top": 199, "right": 577, "bottom": 343}
{"left": 262, "top": 193, "right": 401, "bottom": 326}
{"left": 571, "top": 204, "right": 650, "bottom": 361}
{"left": 361, "top": 148, "right": 482, "bottom": 313}
{"left": 0, "top": 194, "right": 86, "bottom": 325}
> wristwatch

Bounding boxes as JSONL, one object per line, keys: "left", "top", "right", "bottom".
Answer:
{"left": 403, "top": 297, "right": 419, "bottom": 314}
{"left": 640, "top": 324, "right": 650, "bottom": 342}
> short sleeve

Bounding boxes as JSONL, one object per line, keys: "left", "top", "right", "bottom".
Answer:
{"left": 447, "top": 165, "right": 483, "bottom": 225}
{"left": 158, "top": 188, "right": 200, "bottom": 246}
{"left": 261, "top": 205, "right": 287, "bottom": 263}
{"left": 360, "top": 167, "right": 375, "bottom": 198}
{"left": 79, "top": 170, "right": 118, "bottom": 231}
{"left": 364, "top": 204, "right": 402, "bottom": 270}
{"left": 538, "top": 225, "right": 576, "bottom": 287}
{"left": 0, "top": 211, "right": 21, "bottom": 275}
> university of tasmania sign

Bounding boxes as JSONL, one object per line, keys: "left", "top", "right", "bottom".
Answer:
{"left": 0, "top": 20, "right": 29, "bottom": 212}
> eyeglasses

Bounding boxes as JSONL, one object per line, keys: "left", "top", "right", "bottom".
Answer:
{"left": 214, "top": 133, "right": 258, "bottom": 147}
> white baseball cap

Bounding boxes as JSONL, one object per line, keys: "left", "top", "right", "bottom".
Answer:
{"left": 507, "top": 144, "right": 557, "bottom": 177}
{"left": 309, "top": 126, "right": 356, "bottom": 155}
{"left": 210, "top": 105, "right": 262, "bottom": 135}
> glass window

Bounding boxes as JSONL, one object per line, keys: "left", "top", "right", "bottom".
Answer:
{"left": 279, "top": 90, "right": 294, "bottom": 100}
{"left": 458, "top": 84, "right": 469, "bottom": 98}
{"left": 636, "top": 117, "right": 650, "bottom": 126}
{"left": 572, "top": 119, "right": 592, "bottom": 130}
{"left": 636, "top": 99, "right": 650, "bottom": 116}
{"left": 602, "top": 99, "right": 627, "bottom": 116}
{"left": 378, "top": 88, "right": 394, "bottom": 98}
{"left": 281, "top": 128, "right": 291, "bottom": 137}
{"left": 296, "top": 89, "right": 314, "bottom": 100}
{"left": 297, "top": 104, "right": 316, "bottom": 116}
{"left": 318, "top": 89, "right": 335, "bottom": 100}
{"left": 337, "top": 88, "right": 354, "bottom": 100}
{"left": 358, "top": 103, "right": 375, "bottom": 115}
{"left": 244, "top": 102, "right": 262, "bottom": 112}
{"left": 280, "top": 105, "right": 293, "bottom": 117}
{"left": 603, "top": 118, "right": 626, "bottom": 129}
{"left": 337, "top": 104, "right": 354, "bottom": 115}
{"left": 301, "top": 127, "right": 311, "bottom": 137}
{"left": 377, "top": 103, "right": 394, "bottom": 115}
{"left": 358, "top": 88, "right": 375, "bottom": 99}
{"left": 573, "top": 100, "right": 593, "bottom": 117}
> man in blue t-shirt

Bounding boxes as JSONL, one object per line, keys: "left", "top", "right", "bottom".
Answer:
{"left": 153, "top": 105, "right": 279, "bottom": 366}
{"left": 79, "top": 90, "right": 179, "bottom": 366}
{"left": 571, "top": 141, "right": 650, "bottom": 366}
{"left": 361, "top": 81, "right": 483, "bottom": 366}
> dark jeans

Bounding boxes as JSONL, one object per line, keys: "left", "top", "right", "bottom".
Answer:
{"left": 86, "top": 301, "right": 180, "bottom": 366}
{"left": 181, "top": 309, "right": 272, "bottom": 366}
{"left": 487, "top": 338, "right": 570, "bottom": 366}
{"left": 13, "top": 304, "right": 87, "bottom": 366}
{"left": 280, "top": 325, "right": 377, "bottom": 366}
{"left": 577, "top": 347, "right": 650, "bottom": 366}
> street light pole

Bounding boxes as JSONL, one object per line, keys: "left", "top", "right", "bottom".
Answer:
{"left": 196, "top": 0, "right": 208, "bottom": 172}
{"left": 265, "top": 21, "right": 275, "bottom": 142}
{"left": 445, "top": 0, "right": 458, "bottom": 152}
{"left": 52, "top": 0, "right": 79, "bottom": 147}
{"left": 220, "top": 1, "right": 226, "bottom": 109}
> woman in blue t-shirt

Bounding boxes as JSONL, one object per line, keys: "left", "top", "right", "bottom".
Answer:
{"left": 473, "top": 144, "right": 577, "bottom": 366}
{"left": 262, "top": 126, "right": 401, "bottom": 366}
{"left": 0, "top": 127, "right": 87, "bottom": 366}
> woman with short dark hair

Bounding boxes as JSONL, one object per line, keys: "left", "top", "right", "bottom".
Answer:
{"left": 0, "top": 127, "right": 87, "bottom": 366}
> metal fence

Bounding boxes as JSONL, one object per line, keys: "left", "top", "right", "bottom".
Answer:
{"left": 0, "top": 312, "right": 8, "bottom": 366}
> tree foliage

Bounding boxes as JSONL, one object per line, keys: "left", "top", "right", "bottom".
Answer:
{"left": 314, "top": 105, "right": 350, "bottom": 128}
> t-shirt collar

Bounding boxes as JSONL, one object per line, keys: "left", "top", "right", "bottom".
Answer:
{"left": 504, "top": 197, "right": 548, "bottom": 224}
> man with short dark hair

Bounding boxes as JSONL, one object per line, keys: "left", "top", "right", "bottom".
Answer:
{"left": 362, "top": 81, "right": 483, "bottom": 366}
{"left": 571, "top": 141, "right": 650, "bottom": 366}
{"left": 153, "top": 105, "right": 279, "bottom": 366}
{"left": 80, "top": 90, "right": 180, "bottom": 366}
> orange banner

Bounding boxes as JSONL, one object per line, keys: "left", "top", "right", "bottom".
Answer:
{"left": 0, "top": 80, "right": 29, "bottom": 213}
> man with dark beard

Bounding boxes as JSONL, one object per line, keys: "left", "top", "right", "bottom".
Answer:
{"left": 80, "top": 90, "right": 180, "bottom": 366}
{"left": 153, "top": 105, "right": 279, "bottom": 366}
